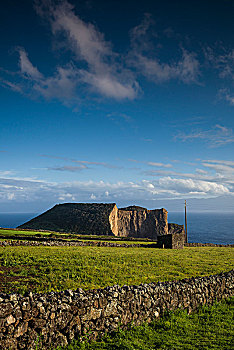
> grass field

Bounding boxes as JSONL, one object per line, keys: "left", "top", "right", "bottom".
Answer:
{"left": 0, "top": 228, "right": 53, "bottom": 236}
{"left": 0, "top": 245, "right": 233, "bottom": 294}
{"left": 56, "top": 297, "right": 234, "bottom": 350}
{"left": 0, "top": 229, "right": 155, "bottom": 245}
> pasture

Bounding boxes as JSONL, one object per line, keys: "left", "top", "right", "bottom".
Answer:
{"left": 0, "top": 245, "right": 233, "bottom": 294}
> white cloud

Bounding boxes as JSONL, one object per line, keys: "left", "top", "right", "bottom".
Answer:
{"left": 48, "top": 165, "right": 88, "bottom": 172}
{"left": 219, "top": 89, "right": 234, "bottom": 106}
{"left": 58, "top": 193, "right": 76, "bottom": 201}
{"left": 226, "top": 93, "right": 234, "bottom": 105}
{"left": 206, "top": 47, "right": 234, "bottom": 106}
{"left": 131, "top": 50, "right": 200, "bottom": 84}
{"left": 18, "top": 48, "right": 43, "bottom": 80}
{"left": 35, "top": 0, "right": 138, "bottom": 100}
{"left": 147, "top": 162, "right": 172, "bottom": 168}
{"left": 35, "top": 66, "right": 79, "bottom": 101}
{"left": 1, "top": 1, "right": 201, "bottom": 106}
{"left": 7, "top": 193, "right": 15, "bottom": 200}
{"left": 127, "top": 159, "right": 173, "bottom": 168}
{"left": 203, "top": 159, "right": 234, "bottom": 167}
{"left": 195, "top": 168, "right": 208, "bottom": 175}
{"left": 79, "top": 71, "right": 138, "bottom": 99}
{"left": 206, "top": 47, "right": 234, "bottom": 80}
{"left": 129, "top": 15, "right": 200, "bottom": 84}
{"left": 0, "top": 79, "right": 23, "bottom": 93}
{"left": 0, "top": 167, "right": 233, "bottom": 205}
{"left": 40, "top": 154, "right": 120, "bottom": 170}
{"left": 175, "top": 124, "right": 234, "bottom": 147}
{"left": 158, "top": 177, "right": 230, "bottom": 196}
{"left": 202, "top": 163, "right": 234, "bottom": 174}
{"left": 0, "top": 171, "right": 14, "bottom": 176}
{"left": 201, "top": 160, "right": 234, "bottom": 183}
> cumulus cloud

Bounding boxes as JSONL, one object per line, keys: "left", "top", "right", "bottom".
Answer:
{"left": 58, "top": 193, "right": 75, "bottom": 200}
{"left": 1, "top": 165, "right": 233, "bottom": 206}
{"left": 158, "top": 177, "right": 229, "bottom": 196}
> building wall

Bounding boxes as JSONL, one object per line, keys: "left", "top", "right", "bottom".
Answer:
{"left": 0, "top": 270, "right": 233, "bottom": 350}
{"left": 158, "top": 232, "right": 185, "bottom": 249}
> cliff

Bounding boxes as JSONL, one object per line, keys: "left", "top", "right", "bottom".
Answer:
{"left": 18, "top": 203, "right": 117, "bottom": 235}
{"left": 18, "top": 203, "right": 182, "bottom": 239}
{"left": 116, "top": 206, "right": 168, "bottom": 238}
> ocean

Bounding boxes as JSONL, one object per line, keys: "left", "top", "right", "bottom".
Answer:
{"left": 0, "top": 212, "right": 233, "bottom": 245}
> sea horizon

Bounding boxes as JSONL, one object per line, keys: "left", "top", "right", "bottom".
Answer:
{"left": 0, "top": 211, "right": 233, "bottom": 245}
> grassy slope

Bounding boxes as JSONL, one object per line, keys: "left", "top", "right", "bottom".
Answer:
{"left": 0, "top": 246, "right": 233, "bottom": 294}
{"left": 56, "top": 298, "right": 234, "bottom": 350}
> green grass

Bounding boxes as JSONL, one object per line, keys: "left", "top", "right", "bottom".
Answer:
{"left": 0, "top": 229, "right": 155, "bottom": 245}
{"left": 0, "top": 228, "right": 53, "bottom": 236}
{"left": 56, "top": 297, "right": 234, "bottom": 350}
{"left": 0, "top": 245, "right": 233, "bottom": 294}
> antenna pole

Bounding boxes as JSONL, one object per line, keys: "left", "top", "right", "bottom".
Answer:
{"left": 185, "top": 200, "right": 188, "bottom": 243}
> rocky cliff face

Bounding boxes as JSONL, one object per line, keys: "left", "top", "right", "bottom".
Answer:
{"left": 115, "top": 206, "right": 168, "bottom": 239}
{"left": 19, "top": 203, "right": 178, "bottom": 239}
{"left": 168, "top": 223, "right": 184, "bottom": 235}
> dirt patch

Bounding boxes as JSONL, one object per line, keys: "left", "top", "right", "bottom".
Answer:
{"left": 0, "top": 266, "right": 35, "bottom": 294}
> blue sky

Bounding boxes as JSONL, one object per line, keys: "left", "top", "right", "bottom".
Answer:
{"left": 0, "top": 0, "right": 234, "bottom": 212}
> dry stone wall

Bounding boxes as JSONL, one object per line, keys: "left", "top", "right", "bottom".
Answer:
{"left": 0, "top": 270, "right": 233, "bottom": 350}
{"left": 0, "top": 240, "right": 158, "bottom": 248}
{"left": 157, "top": 232, "right": 185, "bottom": 249}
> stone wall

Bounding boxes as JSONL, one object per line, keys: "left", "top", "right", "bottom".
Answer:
{"left": 0, "top": 270, "right": 233, "bottom": 350}
{"left": 0, "top": 240, "right": 158, "bottom": 248}
{"left": 157, "top": 232, "right": 185, "bottom": 249}
{"left": 185, "top": 242, "right": 234, "bottom": 247}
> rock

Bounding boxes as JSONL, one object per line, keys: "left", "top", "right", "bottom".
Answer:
{"left": 14, "top": 322, "right": 28, "bottom": 337}
{"left": 0, "top": 303, "right": 13, "bottom": 317}
{"left": 6, "top": 315, "right": 15, "bottom": 325}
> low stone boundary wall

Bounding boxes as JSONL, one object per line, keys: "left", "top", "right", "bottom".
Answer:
{"left": 185, "top": 242, "right": 234, "bottom": 247}
{"left": 0, "top": 239, "right": 157, "bottom": 248}
{"left": 1, "top": 239, "right": 233, "bottom": 249}
{"left": 0, "top": 270, "right": 233, "bottom": 350}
